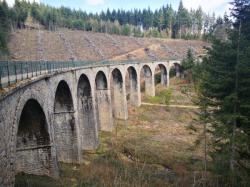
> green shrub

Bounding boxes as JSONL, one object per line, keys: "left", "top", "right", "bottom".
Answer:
{"left": 163, "top": 89, "right": 172, "bottom": 106}
{"left": 146, "top": 89, "right": 172, "bottom": 105}
{"left": 154, "top": 73, "right": 161, "bottom": 84}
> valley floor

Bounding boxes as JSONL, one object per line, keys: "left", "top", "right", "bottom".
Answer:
{"left": 15, "top": 80, "right": 206, "bottom": 187}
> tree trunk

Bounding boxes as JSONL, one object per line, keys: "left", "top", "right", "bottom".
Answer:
{"left": 230, "top": 20, "right": 241, "bottom": 184}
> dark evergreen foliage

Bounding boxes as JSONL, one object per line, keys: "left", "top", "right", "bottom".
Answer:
{"left": 0, "top": 0, "right": 219, "bottom": 57}
{"left": 196, "top": 0, "right": 250, "bottom": 185}
{"left": 2, "top": 0, "right": 216, "bottom": 38}
{"left": 0, "top": 0, "right": 11, "bottom": 56}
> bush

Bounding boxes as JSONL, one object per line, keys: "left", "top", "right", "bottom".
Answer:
{"left": 154, "top": 73, "right": 161, "bottom": 84}
{"left": 146, "top": 89, "right": 172, "bottom": 105}
{"left": 163, "top": 89, "right": 172, "bottom": 106}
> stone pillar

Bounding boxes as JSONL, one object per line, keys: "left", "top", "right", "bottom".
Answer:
{"left": 160, "top": 68, "right": 168, "bottom": 86}
{"left": 49, "top": 145, "right": 60, "bottom": 178}
{"left": 167, "top": 68, "right": 170, "bottom": 88}
{"left": 53, "top": 112, "right": 78, "bottom": 163}
{"left": 122, "top": 79, "right": 129, "bottom": 119}
{"left": 77, "top": 74, "right": 99, "bottom": 151}
{"left": 78, "top": 95, "right": 98, "bottom": 150}
{"left": 176, "top": 64, "right": 181, "bottom": 77}
{"left": 96, "top": 89, "right": 113, "bottom": 131}
{"left": 113, "top": 80, "right": 128, "bottom": 120}
{"left": 128, "top": 70, "right": 140, "bottom": 107}
{"left": 145, "top": 74, "right": 155, "bottom": 96}
{"left": 137, "top": 76, "right": 142, "bottom": 106}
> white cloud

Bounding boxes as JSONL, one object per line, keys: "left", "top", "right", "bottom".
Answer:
{"left": 5, "top": 0, "right": 40, "bottom": 7}
{"left": 183, "top": 0, "right": 232, "bottom": 16}
{"left": 86, "top": 0, "right": 105, "bottom": 6}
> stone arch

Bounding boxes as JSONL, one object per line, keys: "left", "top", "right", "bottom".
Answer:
{"left": 77, "top": 74, "right": 98, "bottom": 150}
{"left": 110, "top": 68, "right": 128, "bottom": 120}
{"left": 126, "top": 66, "right": 140, "bottom": 106}
{"left": 140, "top": 64, "right": 155, "bottom": 97}
{"left": 95, "top": 71, "right": 113, "bottom": 131}
{"left": 155, "top": 64, "right": 168, "bottom": 86}
{"left": 16, "top": 98, "right": 55, "bottom": 176}
{"left": 169, "top": 61, "right": 182, "bottom": 78}
{"left": 54, "top": 80, "right": 78, "bottom": 163}
{"left": 96, "top": 71, "right": 108, "bottom": 90}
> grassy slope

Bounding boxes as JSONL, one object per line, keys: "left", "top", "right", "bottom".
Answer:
{"left": 8, "top": 28, "right": 208, "bottom": 62}
{"left": 144, "top": 77, "right": 197, "bottom": 106}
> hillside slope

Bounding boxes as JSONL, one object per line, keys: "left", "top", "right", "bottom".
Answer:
{"left": 8, "top": 28, "right": 209, "bottom": 62}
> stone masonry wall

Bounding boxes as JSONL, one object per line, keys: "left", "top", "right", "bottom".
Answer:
{"left": 0, "top": 61, "right": 172, "bottom": 186}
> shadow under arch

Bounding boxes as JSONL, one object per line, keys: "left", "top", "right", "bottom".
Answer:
{"left": 77, "top": 74, "right": 98, "bottom": 150}
{"left": 16, "top": 99, "right": 54, "bottom": 176}
{"left": 170, "top": 62, "right": 182, "bottom": 78}
{"left": 125, "top": 66, "right": 140, "bottom": 106}
{"left": 140, "top": 65, "right": 154, "bottom": 97}
{"left": 155, "top": 64, "right": 168, "bottom": 86}
{"left": 110, "top": 68, "right": 128, "bottom": 120}
{"left": 54, "top": 80, "right": 78, "bottom": 163}
{"left": 95, "top": 71, "right": 113, "bottom": 131}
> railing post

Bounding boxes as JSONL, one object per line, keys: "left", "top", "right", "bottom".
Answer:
{"left": 0, "top": 65, "right": 2, "bottom": 89}
{"left": 21, "top": 63, "right": 23, "bottom": 80}
{"left": 14, "top": 63, "right": 17, "bottom": 83}
{"left": 46, "top": 62, "right": 48, "bottom": 74}
{"left": 36, "top": 62, "right": 38, "bottom": 76}
{"left": 7, "top": 61, "right": 10, "bottom": 86}
{"left": 40, "top": 61, "right": 42, "bottom": 75}
{"left": 48, "top": 61, "right": 50, "bottom": 73}
{"left": 31, "top": 63, "right": 34, "bottom": 77}
{"left": 26, "top": 62, "right": 28, "bottom": 78}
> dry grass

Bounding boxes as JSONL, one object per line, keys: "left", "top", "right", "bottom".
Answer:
{"left": 15, "top": 100, "right": 204, "bottom": 187}
{"left": 8, "top": 28, "right": 209, "bottom": 62}
{"left": 143, "top": 77, "right": 197, "bottom": 106}
{"left": 15, "top": 79, "right": 205, "bottom": 187}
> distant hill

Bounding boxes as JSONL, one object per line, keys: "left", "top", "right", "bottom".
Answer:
{"left": 8, "top": 28, "right": 208, "bottom": 62}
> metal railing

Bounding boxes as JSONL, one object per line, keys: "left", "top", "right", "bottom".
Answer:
{"left": 0, "top": 61, "right": 90, "bottom": 88}
{"left": 0, "top": 59, "right": 178, "bottom": 89}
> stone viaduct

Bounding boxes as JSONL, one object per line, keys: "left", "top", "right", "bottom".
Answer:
{"left": 0, "top": 60, "right": 180, "bottom": 186}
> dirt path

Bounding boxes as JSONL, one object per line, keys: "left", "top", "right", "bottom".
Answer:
{"left": 141, "top": 102, "right": 200, "bottom": 109}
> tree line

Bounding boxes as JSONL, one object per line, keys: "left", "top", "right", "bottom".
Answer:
{"left": 181, "top": 0, "right": 250, "bottom": 185}
{"left": 0, "top": 0, "right": 221, "bottom": 56}
{"left": 30, "top": 0, "right": 216, "bottom": 39}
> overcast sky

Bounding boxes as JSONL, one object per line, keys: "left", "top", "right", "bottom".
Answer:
{"left": 5, "top": 0, "right": 232, "bottom": 16}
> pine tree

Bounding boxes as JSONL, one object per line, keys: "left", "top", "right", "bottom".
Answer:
{"left": 182, "top": 48, "right": 195, "bottom": 82}
{"left": 0, "top": 0, "right": 10, "bottom": 56}
{"left": 197, "top": 0, "right": 250, "bottom": 185}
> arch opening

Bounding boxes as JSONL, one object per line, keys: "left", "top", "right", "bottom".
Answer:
{"left": 54, "top": 80, "right": 77, "bottom": 163}
{"left": 170, "top": 63, "right": 182, "bottom": 78}
{"left": 126, "top": 66, "right": 139, "bottom": 106}
{"left": 155, "top": 64, "right": 168, "bottom": 86}
{"left": 140, "top": 65, "right": 154, "bottom": 98}
{"left": 77, "top": 74, "right": 97, "bottom": 149}
{"left": 110, "top": 68, "right": 127, "bottom": 120}
{"left": 96, "top": 71, "right": 108, "bottom": 90}
{"left": 95, "top": 71, "right": 113, "bottom": 131}
{"left": 16, "top": 99, "right": 53, "bottom": 176}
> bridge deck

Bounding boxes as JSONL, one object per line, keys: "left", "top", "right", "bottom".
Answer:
{"left": 0, "top": 60, "right": 178, "bottom": 89}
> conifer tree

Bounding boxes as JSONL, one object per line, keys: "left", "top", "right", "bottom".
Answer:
{"left": 197, "top": 0, "right": 250, "bottom": 185}
{"left": 0, "top": 0, "right": 10, "bottom": 56}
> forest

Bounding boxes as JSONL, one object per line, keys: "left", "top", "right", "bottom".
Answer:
{"left": 0, "top": 0, "right": 224, "bottom": 56}
{"left": 181, "top": 0, "right": 250, "bottom": 185}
